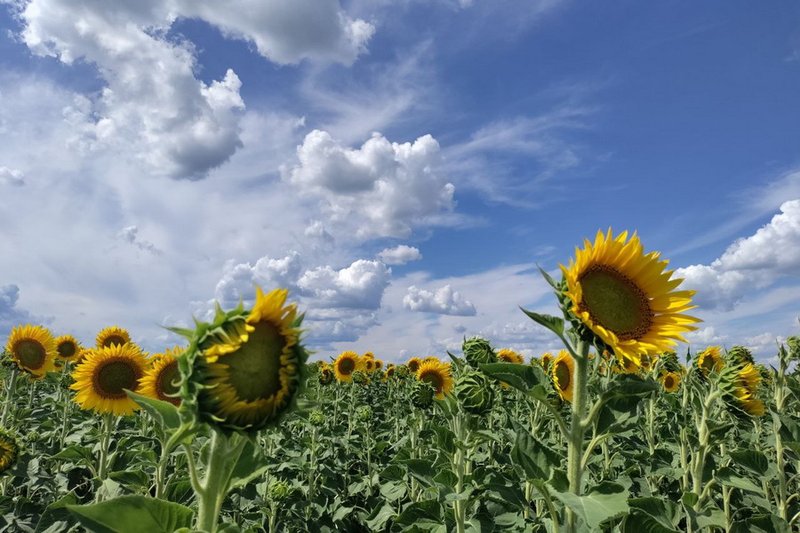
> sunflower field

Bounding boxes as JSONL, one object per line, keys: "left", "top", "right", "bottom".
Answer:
{"left": 0, "top": 230, "right": 798, "bottom": 533}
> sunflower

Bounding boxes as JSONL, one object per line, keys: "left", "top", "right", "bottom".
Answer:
{"left": 364, "top": 358, "right": 376, "bottom": 372}
{"left": 362, "top": 352, "right": 375, "bottom": 360}
{"left": 71, "top": 343, "right": 147, "bottom": 416}
{"left": 660, "top": 371, "right": 681, "bottom": 393}
{"left": 95, "top": 326, "right": 131, "bottom": 349}
{"left": 540, "top": 352, "right": 554, "bottom": 368}
{"left": 720, "top": 362, "right": 765, "bottom": 417}
{"left": 5, "top": 324, "right": 57, "bottom": 378}
{"left": 552, "top": 350, "right": 575, "bottom": 402}
{"left": 140, "top": 347, "right": 183, "bottom": 406}
{"left": 0, "top": 431, "right": 18, "bottom": 475}
{"left": 560, "top": 229, "right": 699, "bottom": 367}
{"left": 424, "top": 356, "right": 440, "bottom": 364}
{"left": 406, "top": 357, "right": 423, "bottom": 374}
{"left": 334, "top": 351, "right": 362, "bottom": 382}
{"left": 192, "top": 288, "right": 305, "bottom": 432}
{"left": 697, "top": 346, "right": 724, "bottom": 376}
{"left": 384, "top": 364, "right": 396, "bottom": 380}
{"left": 55, "top": 335, "right": 82, "bottom": 363}
{"left": 614, "top": 355, "right": 639, "bottom": 375}
{"left": 416, "top": 360, "right": 454, "bottom": 400}
{"left": 497, "top": 348, "right": 524, "bottom": 364}
{"left": 374, "top": 359, "right": 384, "bottom": 370}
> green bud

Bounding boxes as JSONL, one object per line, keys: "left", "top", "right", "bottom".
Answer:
{"left": 726, "top": 345, "right": 754, "bottom": 366}
{"left": 786, "top": 336, "right": 800, "bottom": 362}
{"left": 456, "top": 372, "right": 494, "bottom": 416}
{"left": 356, "top": 405, "right": 372, "bottom": 422}
{"left": 318, "top": 367, "right": 334, "bottom": 385}
{"left": 412, "top": 381, "right": 435, "bottom": 410}
{"left": 309, "top": 409, "right": 325, "bottom": 426}
{"left": 268, "top": 479, "right": 291, "bottom": 501}
{"left": 463, "top": 337, "right": 497, "bottom": 370}
{"left": 352, "top": 370, "right": 369, "bottom": 385}
{"left": 394, "top": 365, "right": 410, "bottom": 379}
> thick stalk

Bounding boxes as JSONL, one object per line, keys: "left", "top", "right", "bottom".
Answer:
{"left": 1, "top": 369, "right": 19, "bottom": 426}
{"left": 566, "top": 340, "right": 590, "bottom": 532}
{"left": 195, "top": 431, "right": 247, "bottom": 533}
{"left": 97, "top": 414, "right": 113, "bottom": 482}
{"left": 451, "top": 413, "right": 467, "bottom": 533}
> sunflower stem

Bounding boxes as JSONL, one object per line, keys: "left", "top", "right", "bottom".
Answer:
{"left": 566, "top": 338, "right": 590, "bottom": 533}
{"left": 195, "top": 430, "right": 247, "bottom": 533}
{"left": 96, "top": 413, "right": 114, "bottom": 497}
{"left": 1, "top": 368, "right": 19, "bottom": 427}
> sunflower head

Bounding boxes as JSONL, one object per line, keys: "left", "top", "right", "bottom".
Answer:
{"left": 0, "top": 430, "right": 19, "bottom": 476}
{"left": 71, "top": 343, "right": 147, "bottom": 416}
{"left": 497, "top": 348, "right": 524, "bottom": 364}
{"left": 374, "top": 359, "right": 384, "bottom": 370}
{"left": 660, "top": 371, "right": 681, "bottom": 393}
{"left": 384, "top": 364, "right": 396, "bottom": 380}
{"left": 456, "top": 371, "right": 494, "bottom": 416}
{"left": 406, "top": 357, "right": 423, "bottom": 374}
{"left": 696, "top": 346, "right": 724, "bottom": 377}
{"left": 5, "top": 324, "right": 57, "bottom": 377}
{"left": 140, "top": 347, "right": 184, "bottom": 406}
{"left": 416, "top": 360, "right": 454, "bottom": 400}
{"left": 552, "top": 350, "right": 575, "bottom": 402}
{"left": 463, "top": 337, "right": 497, "bottom": 369}
{"left": 362, "top": 352, "right": 375, "bottom": 360}
{"left": 319, "top": 366, "right": 334, "bottom": 385}
{"left": 179, "top": 287, "right": 308, "bottom": 433}
{"left": 364, "top": 358, "right": 375, "bottom": 372}
{"left": 412, "top": 381, "right": 436, "bottom": 410}
{"left": 95, "top": 326, "right": 131, "bottom": 349}
{"left": 720, "top": 363, "right": 765, "bottom": 417}
{"left": 540, "top": 352, "right": 554, "bottom": 369}
{"left": 352, "top": 370, "right": 369, "bottom": 385}
{"left": 334, "top": 351, "right": 362, "bottom": 382}
{"left": 725, "top": 345, "right": 755, "bottom": 367}
{"left": 55, "top": 335, "right": 82, "bottom": 363}
{"left": 559, "top": 229, "right": 699, "bottom": 367}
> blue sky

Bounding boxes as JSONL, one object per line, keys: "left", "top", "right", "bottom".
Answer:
{"left": 0, "top": 0, "right": 799, "bottom": 362}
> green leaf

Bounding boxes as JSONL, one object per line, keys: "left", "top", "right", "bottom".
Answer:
{"left": 51, "top": 445, "right": 94, "bottom": 465}
{"left": 403, "top": 459, "right": 436, "bottom": 487}
{"left": 229, "top": 439, "right": 271, "bottom": 490}
{"left": 479, "top": 362, "right": 543, "bottom": 393}
{"left": 537, "top": 265, "right": 560, "bottom": 289}
{"left": 623, "top": 497, "right": 681, "bottom": 533}
{"left": 550, "top": 482, "right": 629, "bottom": 530}
{"left": 365, "top": 502, "right": 396, "bottom": 531}
{"left": 520, "top": 308, "right": 565, "bottom": 336}
{"left": 67, "top": 496, "right": 193, "bottom": 533}
{"left": 380, "top": 481, "right": 407, "bottom": 503}
{"left": 728, "top": 449, "right": 770, "bottom": 478}
{"left": 126, "top": 390, "right": 181, "bottom": 431}
{"left": 509, "top": 428, "right": 562, "bottom": 482}
{"left": 716, "top": 467, "right": 764, "bottom": 494}
{"left": 431, "top": 425, "right": 456, "bottom": 455}
{"left": 35, "top": 492, "right": 78, "bottom": 533}
{"left": 394, "top": 499, "right": 442, "bottom": 526}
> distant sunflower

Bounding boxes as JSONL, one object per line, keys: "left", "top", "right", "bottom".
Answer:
{"left": 364, "top": 358, "right": 375, "bottom": 372}
{"left": 660, "top": 371, "right": 681, "bottom": 393}
{"left": 416, "top": 360, "right": 454, "bottom": 400}
{"left": 497, "top": 348, "right": 524, "bottom": 364}
{"left": 5, "top": 324, "right": 57, "bottom": 378}
{"left": 552, "top": 351, "right": 575, "bottom": 402}
{"left": 406, "top": 357, "right": 423, "bottom": 374}
{"left": 614, "top": 356, "right": 639, "bottom": 374}
{"left": 384, "top": 364, "right": 396, "bottom": 380}
{"left": 424, "top": 356, "right": 440, "bottom": 364}
{"left": 540, "top": 352, "right": 554, "bottom": 368}
{"left": 334, "top": 351, "right": 362, "bottom": 382}
{"left": 96, "top": 326, "right": 131, "bottom": 349}
{"left": 140, "top": 347, "right": 183, "bottom": 406}
{"left": 362, "top": 352, "right": 375, "bottom": 360}
{"left": 697, "top": 346, "right": 724, "bottom": 376}
{"left": 374, "top": 359, "right": 384, "bottom": 370}
{"left": 560, "top": 229, "right": 699, "bottom": 367}
{"left": 55, "top": 335, "right": 82, "bottom": 363}
{"left": 0, "top": 432, "right": 18, "bottom": 475}
{"left": 194, "top": 288, "right": 304, "bottom": 431}
{"left": 71, "top": 343, "right": 147, "bottom": 416}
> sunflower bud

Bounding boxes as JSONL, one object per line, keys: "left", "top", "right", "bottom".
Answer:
{"left": 268, "top": 479, "right": 291, "bottom": 501}
{"left": 786, "top": 336, "right": 800, "bottom": 362}
{"left": 463, "top": 337, "right": 497, "bottom": 370}
{"left": 412, "top": 381, "right": 435, "bottom": 410}
{"left": 352, "top": 370, "right": 369, "bottom": 385}
{"left": 309, "top": 409, "right": 325, "bottom": 425}
{"left": 456, "top": 372, "right": 494, "bottom": 416}
{"left": 394, "top": 365, "right": 410, "bottom": 379}
{"left": 726, "top": 345, "right": 754, "bottom": 367}
{"left": 356, "top": 405, "right": 372, "bottom": 422}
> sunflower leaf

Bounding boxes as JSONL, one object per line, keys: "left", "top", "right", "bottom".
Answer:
{"left": 66, "top": 495, "right": 193, "bottom": 533}
{"left": 550, "top": 482, "right": 629, "bottom": 530}
{"left": 479, "top": 362, "right": 543, "bottom": 393}
{"left": 126, "top": 390, "right": 181, "bottom": 432}
{"left": 519, "top": 308, "right": 565, "bottom": 336}
{"left": 537, "top": 265, "right": 560, "bottom": 289}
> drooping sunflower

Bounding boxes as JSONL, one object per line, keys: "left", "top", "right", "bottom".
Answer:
{"left": 71, "top": 343, "right": 148, "bottom": 416}
{"left": 560, "top": 229, "right": 700, "bottom": 367}
{"left": 540, "top": 352, "right": 554, "bottom": 368}
{"left": 552, "top": 350, "right": 575, "bottom": 402}
{"left": 406, "top": 357, "right": 423, "bottom": 374}
{"left": 55, "top": 335, "right": 82, "bottom": 363}
{"left": 5, "top": 324, "right": 57, "bottom": 378}
{"left": 416, "top": 360, "right": 454, "bottom": 400}
{"left": 95, "top": 326, "right": 131, "bottom": 349}
{"left": 697, "top": 346, "right": 724, "bottom": 376}
{"left": 722, "top": 363, "right": 765, "bottom": 417}
{"left": 189, "top": 288, "right": 307, "bottom": 432}
{"left": 660, "top": 371, "right": 681, "bottom": 393}
{"left": 497, "top": 348, "right": 525, "bottom": 364}
{"left": 0, "top": 431, "right": 19, "bottom": 475}
{"left": 140, "top": 347, "right": 184, "bottom": 406}
{"left": 334, "top": 351, "right": 362, "bottom": 382}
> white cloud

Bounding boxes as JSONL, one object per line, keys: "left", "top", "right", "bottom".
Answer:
{"left": 378, "top": 245, "right": 422, "bottom": 265}
{"left": 403, "top": 284, "right": 476, "bottom": 316}
{"left": 286, "top": 130, "right": 456, "bottom": 239}
{"left": 117, "top": 225, "right": 161, "bottom": 255}
{"left": 676, "top": 199, "right": 800, "bottom": 310}
{"left": 0, "top": 284, "right": 46, "bottom": 336}
{"left": 298, "top": 259, "right": 391, "bottom": 309}
{"left": 686, "top": 326, "right": 728, "bottom": 346}
{"left": 12, "top": 0, "right": 372, "bottom": 179}
{"left": 0, "top": 167, "right": 24, "bottom": 186}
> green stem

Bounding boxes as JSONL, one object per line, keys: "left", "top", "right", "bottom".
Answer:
{"left": 566, "top": 339, "right": 590, "bottom": 533}
{"left": 195, "top": 431, "right": 247, "bottom": 533}
{"left": 97, "top": 414, "right": 113, "bottom": 482}
{"left": 1, "top": 368, "right": 19, "bottom": 426}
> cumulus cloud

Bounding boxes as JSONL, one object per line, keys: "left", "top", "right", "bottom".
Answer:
{"left": 213, "top": 252, "right": 304, "bottom": 308}
{"left": 378, "top": 245, "right": 422, "bottom": 265}
{"left": 0, "top": 167, "right": 24, "bottom": 186}
{"left": 686, "top": 326, "right": 728, "bottom": 346}
{"left": 0, "top": 284, "right": 40, "bottom": 333}
{"left": 12, "top": 0, "right": 372, "bottom": 179}
{"left": 286, "top": 130, "right": 456, "bottom": 239}
{"left": 299, "top": 260, "right": 391, "bottom": 309}
{"left": 676, "top": 199, "right": 800, "bottom": 310}
{"left": 403, "top": 284, "right": 476, "bottom": 316}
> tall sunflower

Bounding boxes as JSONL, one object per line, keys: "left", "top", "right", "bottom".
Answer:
{"left": 334, "top": 351, "right": 362, "bottom": 382}
{"left": 697, "top": 346, "right": 724, "bottom": 376}
{"left": 497, "top": 348, "right": 524, "bottom": 364}
{"left": 71, "top": 343, "right": 147, "bottom": 416}
{"left": 660, "top": 371, "right": 681, "bottom": 393}
{"left": 406, "top": 357, "right": 423, "bottom": 374}
{"left": 5, "top": 324, "right": 57, "bottom": 378}
{"left": 560, "top": 229, "right": 699, "bottom": 367}
{"left": 552, "top": 350, "right": 575, "bottom": 402}
{"left": 416, "top": 360, "right": 454, "bottom": 400}
{"left": 96, "top": 326, "right": 131, "bottom": 349}
{"left": 190, "top": 288, "right": 306, "bottom": 432}
{"left": 140, "top": 347, "right": 183, "bottom": 406}
{"left": 55, "top": 335, "right": 83, "bottom": 363}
